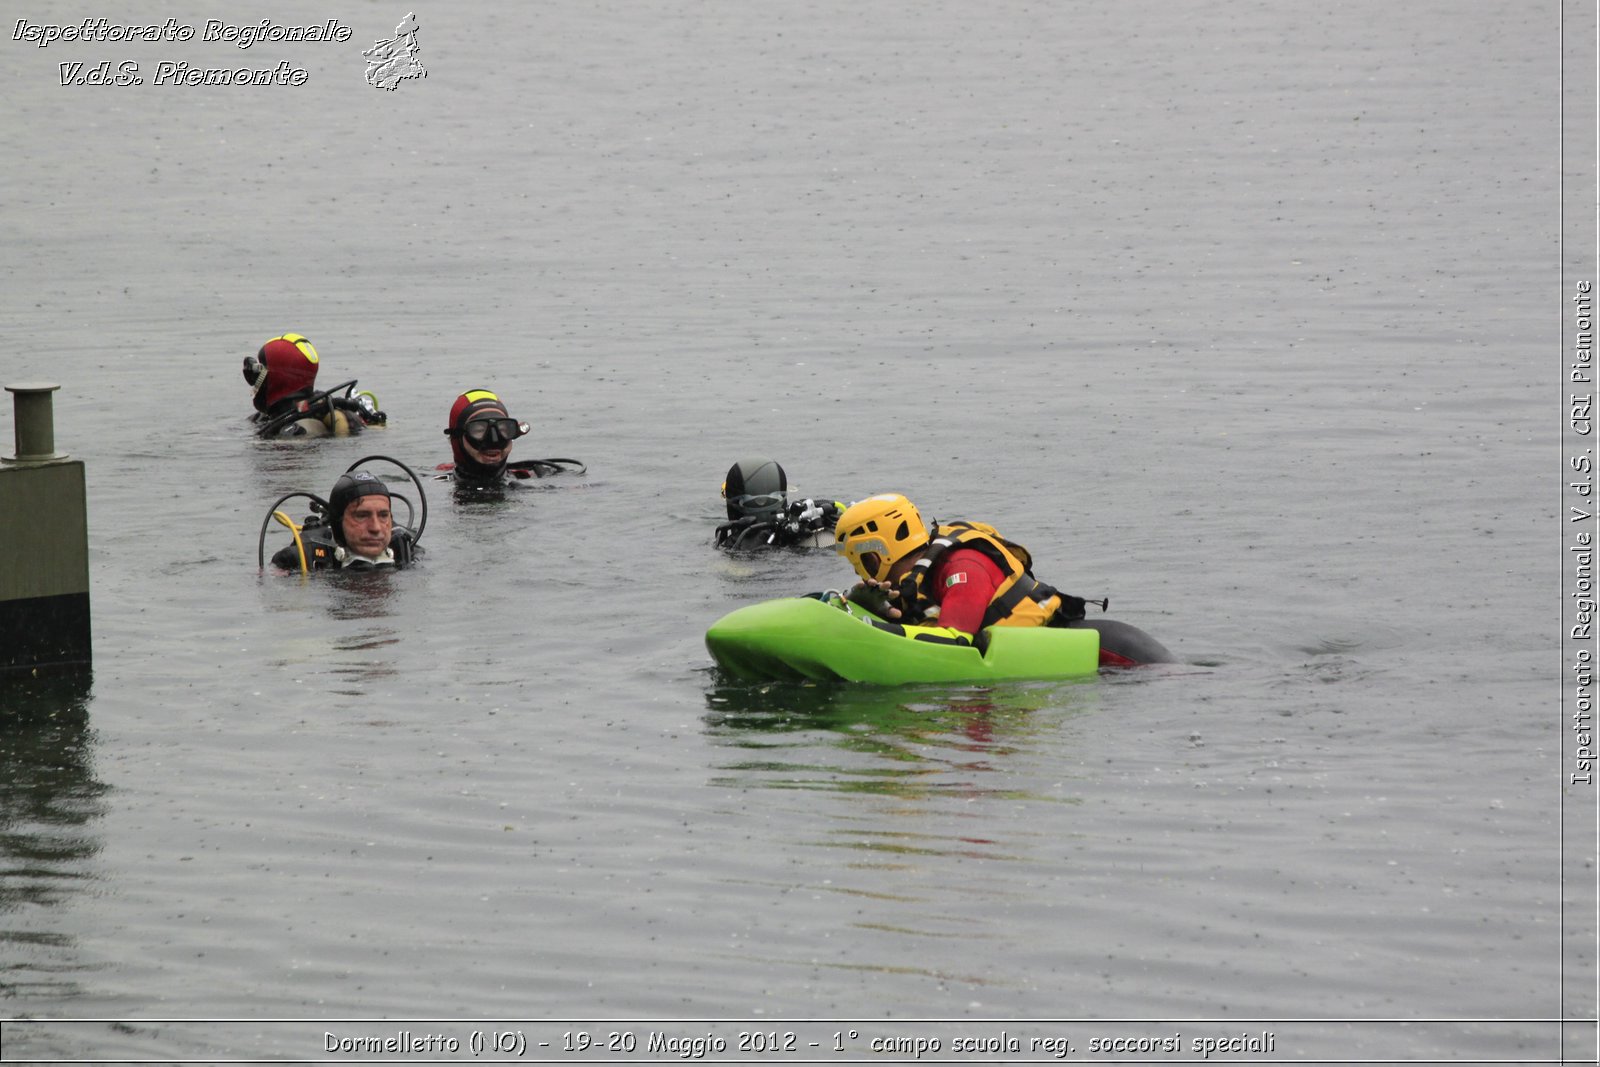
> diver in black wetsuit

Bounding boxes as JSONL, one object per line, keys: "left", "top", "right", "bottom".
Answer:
{"left": 714, "top": 458, "right": 844, "bottom": 550}
{"left": 439, "top": 389, "right": 585, "bottom": 490}
{"left": 261, "top": 462, "right": 425, "bottom": 573}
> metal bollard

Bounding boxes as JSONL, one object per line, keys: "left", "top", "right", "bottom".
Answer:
{"left": 5, "top": 383, "right": 65, "bottom": 462}
{"left": 1, "top": 382, "right": 91, "bottom": 675}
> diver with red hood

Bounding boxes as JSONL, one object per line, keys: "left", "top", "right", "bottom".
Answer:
{"left": 438, "top": 389, "right": 585, "bottom": 490}
{"left": 243, "top": 333, "right": 387, "bottom": 438}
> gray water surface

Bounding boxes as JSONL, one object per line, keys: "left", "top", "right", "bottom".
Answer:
{"left": 0, "top": 0, "right": 1583, "bottom": 1062}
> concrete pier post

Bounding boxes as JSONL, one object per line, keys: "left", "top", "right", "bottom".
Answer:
{"left": 1, "top": 383, "right": 91, "bottom": 675}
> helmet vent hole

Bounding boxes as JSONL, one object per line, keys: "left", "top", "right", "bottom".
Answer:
{"left": 896, "top": 521, "right": 908, "bottom": 540}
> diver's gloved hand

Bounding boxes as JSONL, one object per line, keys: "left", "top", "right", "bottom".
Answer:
{"left": 786, "top": 498, "right": 824, "bottom": 527}
{"left": 785, "top": 498, "right": 842, "bottom": 535}
{"left": 332, "top": 394, "right": 387, "bottom": 425}
{"left": 356, "top": 393, "right": 386, "bottom": 424}
{"left": 846, "top": 579, "right": 901, "bottom": 620}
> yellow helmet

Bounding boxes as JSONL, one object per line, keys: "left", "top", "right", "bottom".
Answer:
{"left": 834, "top": 493, "right": 929, "bottom": 582}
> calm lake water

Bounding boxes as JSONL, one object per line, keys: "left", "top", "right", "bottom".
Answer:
{"left": 0, "top": 0, "right": 1589, "bottom": 1062}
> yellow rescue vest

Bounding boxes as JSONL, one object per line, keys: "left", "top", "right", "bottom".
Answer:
{"left": 896, "top": 521, "right": 1081, "bottom": 629}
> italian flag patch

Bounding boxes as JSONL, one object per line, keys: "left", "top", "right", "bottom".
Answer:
{"left": 944, "top": 573, "right": 967, "bottom": 588}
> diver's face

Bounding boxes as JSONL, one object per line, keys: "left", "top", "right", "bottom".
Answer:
{"left": 463, "top": 435, "right": 511, "bottom": 467}
{"left": 458, "top": 413, "right": 522, "bottom": 467}
{"left": 341, "top": 496, "right": 393, "bottom": 559}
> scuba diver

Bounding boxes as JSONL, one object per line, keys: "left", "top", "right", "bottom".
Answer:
{"left": 244, "top": 333, "right": 387, "bottom": 438}
{"left": 832, "top": 493, "right": 1174, "bottom": 666}
{"left": 715, "top": 458, "right": 844, "bottom": 550}
{"left": 258, "top": 456, "right": 426, "bottom": 573}
{"left": 438, "top": 388, "right": 586, "bottom": 490}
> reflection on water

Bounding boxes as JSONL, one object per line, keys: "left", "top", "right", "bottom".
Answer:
{"left": 703, "top": 676, "right": 1095, "bottom": 804}
{"left": 255, "top": 570, "right": 408, "bottom": 700}
{"left": 703, "top": 677, "right": 1100, "bottom": 979}
{"left": 320, "top": 571, "right": 402, "bottom": 622}
{"left": 0, "top": 671, "right": 104, "bottom": 999}
{"left": 242, "top": 430, "right": 364, "bottom": 494}
{"left": 327, "top": 626, "right": 405, "bottom": 697}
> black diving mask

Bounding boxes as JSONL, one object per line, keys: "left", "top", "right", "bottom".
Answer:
{"left": 242, "top": 355, "right": 267, "bottom": 393}
{"left": 730, "top": 492, "right": 786, "bottom": 517}
{"left": 459, "top": 417, "right": 529, "bottom": 448}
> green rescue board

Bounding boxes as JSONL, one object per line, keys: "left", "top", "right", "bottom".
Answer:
{"left": 705, "top": 595, "right": 1100, "bottom": 685}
